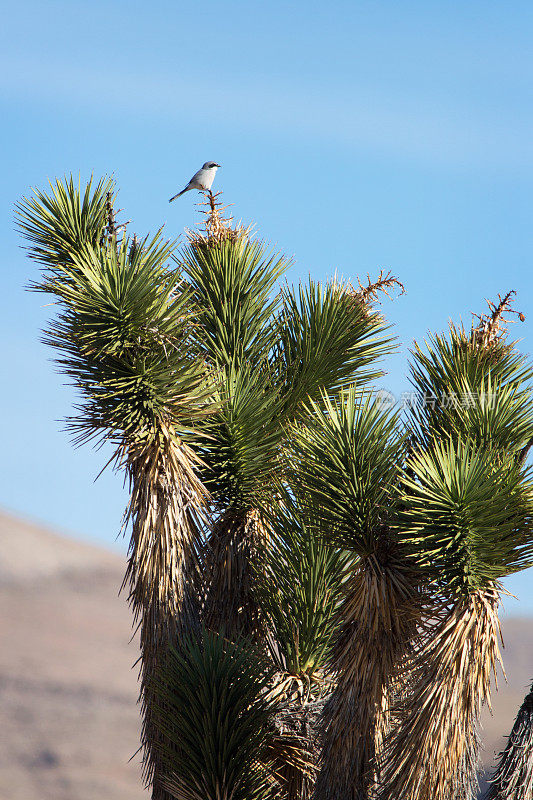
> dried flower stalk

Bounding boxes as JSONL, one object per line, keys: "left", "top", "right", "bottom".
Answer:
{"left": 471, "top": 290, "right": 525, "bottom": 350}
{"left": 188, "top": 190, "right": 247, "bottom": 248}
{"left": 350, "top": 270, "right": 405, "bottom": 308}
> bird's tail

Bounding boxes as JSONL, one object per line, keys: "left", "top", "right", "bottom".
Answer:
{"left": 169, "top": 187, "right": 190, "bottom": 202}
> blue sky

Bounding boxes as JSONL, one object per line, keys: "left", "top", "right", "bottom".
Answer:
{"left": 2, "top": 0, "right": 533, "bottom": 612}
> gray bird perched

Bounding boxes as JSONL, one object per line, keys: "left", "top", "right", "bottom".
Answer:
{"left": 169, "top": 161, "right": 221, "bottom": 201}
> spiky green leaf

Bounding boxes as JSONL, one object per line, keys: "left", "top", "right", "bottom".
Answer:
{"left": 273, "top": 278, "right": 395, "bottom": 410}
{"left": 16, "top": 174, "right": 114, "bottom": 273}
{"left": 258, "top": 493, "right": 350, "bottom": 678}
{"left": 399, "top": 439, "right": 533, "bottom": 595}
{"left": 151, "top": 629, "right": 277, "bottom": 800}
{"left": 409, "top": 327, "right": 533, "bottom": 454}
{"left": 291, "top": 388, "right": 405, "bottom": 556}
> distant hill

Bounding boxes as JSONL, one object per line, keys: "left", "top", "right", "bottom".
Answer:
{"left": 0, "top": 509, "right": 146, "bottom": 800}
{"left": 0, "top": 509, "right": 531, "bottom": 799}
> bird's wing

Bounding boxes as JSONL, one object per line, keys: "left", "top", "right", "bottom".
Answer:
{"left": 188, "top": 168, "right": 206, "bottom": 186}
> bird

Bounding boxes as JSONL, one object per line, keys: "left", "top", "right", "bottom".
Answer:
{"left": 169, "top": 161, "right": 221, "bottom": 201}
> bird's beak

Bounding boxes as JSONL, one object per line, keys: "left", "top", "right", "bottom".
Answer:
{"left": 214, "top": 163, "right": 221, "bottom": 167}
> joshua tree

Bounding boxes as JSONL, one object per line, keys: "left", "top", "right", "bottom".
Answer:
{"left": 169, "top": 197, "right": 401, "bottom": 797}
{"left": 20, "top": 177, "right": 533, "bottom": 800}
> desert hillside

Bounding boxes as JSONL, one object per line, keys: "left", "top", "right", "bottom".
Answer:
{"left": 0, "top": 509, "right": 531, "bottom": 799}
{"left": 0, "top": 510, "right": 147, "bottom": 800}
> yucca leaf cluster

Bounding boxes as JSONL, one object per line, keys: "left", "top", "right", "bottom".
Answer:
{"left": 18, "top": 180, "right": 211, "bottom": 448}
{"left": 402, "top": 323, "right": 533, "bottom": 598}
{"left": 401, "top": 440, "right": 533, "bottom": 594}
{"left": 152, "top": 629, "right": 277, "bottom": 800}
{"left": 18, "top": 175, "right": 112, "bottom": 272}
{"left": 259, "top": 492, "right": 350, "bottom": 679}
{"left": 291, "top": 390, "right": 404, "bottom": 554}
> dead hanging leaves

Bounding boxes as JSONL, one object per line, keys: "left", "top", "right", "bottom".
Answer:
{"left": 104, "top": 191, "right": 131, "bottom": 244}
{"left": 383, "top": 587, "right": 503, "bottom": 800}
